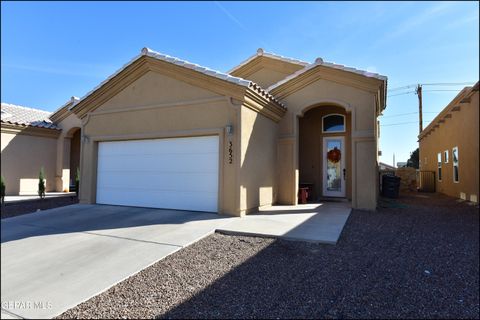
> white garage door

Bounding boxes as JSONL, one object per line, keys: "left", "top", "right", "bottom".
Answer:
{"left": 96, "top": 136, "right": 219, "bottom": 212}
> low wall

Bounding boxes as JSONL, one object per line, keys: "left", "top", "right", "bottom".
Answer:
{"left": 395, "top": 167, "right": 417, "bottom": 192}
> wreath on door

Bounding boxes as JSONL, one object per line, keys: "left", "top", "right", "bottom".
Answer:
{"left": 327, "top": 147, "right": 341, "bottom": 163}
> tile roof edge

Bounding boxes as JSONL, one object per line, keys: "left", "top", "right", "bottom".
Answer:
{"left": 267, "top": 58, "right": 387, "bottom": 92}
{"left": 1, "top": 102, "right": 52, "bottom": 115}
{"left": 0, "top": 119, "right": 61, "bottom": 130}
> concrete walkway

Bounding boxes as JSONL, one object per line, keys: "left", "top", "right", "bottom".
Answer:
{"left": 1, "top": 204, "right": 233, "bottom": 319}
{"left": 4, "top": 192, "right": 76, "bottom": 203}
{"left": 218, "top": 202, "right": 351, "bottom": 244}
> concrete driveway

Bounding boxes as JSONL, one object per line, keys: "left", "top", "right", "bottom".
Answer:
{"left": 1, "top": 204, "right": 233, "bottom": 319}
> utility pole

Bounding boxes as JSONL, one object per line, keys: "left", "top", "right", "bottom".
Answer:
{"left": 415, "top": 84, "right": 423, "bottom": 134}
{"left": 393, "top": 153, "right": 395, "bottom": 168}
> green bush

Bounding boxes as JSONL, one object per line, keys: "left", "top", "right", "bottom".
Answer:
{"left": 38, "top": 167, "right": 46, "bottom": 199}
{"left": 0, "top": 175, "right": 5, "bottom": 205}
{"left": 75, "top": 167, "right": 80, "bottom": 197}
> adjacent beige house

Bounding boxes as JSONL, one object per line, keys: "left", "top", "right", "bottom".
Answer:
{"left": 1, "top": 47, "right": 387, "bottom": 215}
{"left": 1, "top": 100, "right": 82, "bottom": 195}
{"left": 418, "top": 82, "right": 479, "bottom": 203}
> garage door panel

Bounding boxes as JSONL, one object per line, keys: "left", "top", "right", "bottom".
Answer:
{"left": 96, "top": 136, "right": 219, "bottom": 212}
{"left": 98, "top": 137, "right": 218, "bottom": 155}
{"left": 97, "top": 153, "right": 218, "bottom": 173}
{"left": 96, "top": 172, "right": 218, "bottom": 192}
{"left": 96, "top": 188, "right": 217, "bottom": 212}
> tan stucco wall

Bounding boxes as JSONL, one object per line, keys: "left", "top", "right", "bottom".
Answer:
{"left": 239, "top": 106, "right": 278, "bottom": 214}
{"left": 299, "top": 106, "right": 352, "bottom": 200}
{"left": 419, "top": 90, "right": 479, "bottom": 202}
{"left": 78, "top": 70, "right": 242, "bottom": 215}
{"left": 1, "top": 130, "right": 58, "bottom": 195}
{"left": 276, "top": 78, "right": 380, "bottom": 210}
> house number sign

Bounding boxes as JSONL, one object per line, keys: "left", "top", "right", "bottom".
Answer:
{"left": 228, "top": 141, "right": 233, "bottom": 164}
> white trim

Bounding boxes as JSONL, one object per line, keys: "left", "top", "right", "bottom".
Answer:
{"left": 322, "top": 114, "right": 346, "bottom": 133}
{"left": 452, "top": 146, "right": 459, "bottom": 183}
{"left": 322, "top": 136, "right": 346, "bottom": 197}
{"left": 437, "top": 152, "right": 442, "bottom": 182}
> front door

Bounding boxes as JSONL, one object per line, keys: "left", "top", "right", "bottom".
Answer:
{"left": 322, "top": 137, "right": 346, "bottom": 197}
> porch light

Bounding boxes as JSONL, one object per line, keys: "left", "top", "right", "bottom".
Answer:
{"left": 226, "top": 124, "right": 234, "bottom": 136}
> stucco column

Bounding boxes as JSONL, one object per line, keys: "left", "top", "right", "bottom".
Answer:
{"left": 276, "top": 111, "right": 298, "bottom": 205}
{"left": 351, "top": 136, "right": 377, "bottom": 210}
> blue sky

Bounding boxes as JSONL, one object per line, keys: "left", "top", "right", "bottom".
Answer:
{"left": 1, "top": 1, "right": 479, "bottom": 164}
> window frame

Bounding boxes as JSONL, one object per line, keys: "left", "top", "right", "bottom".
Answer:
{"left": 437, "top": 152, "right": 442, "bottom": 182}
{"left": 444, "top": 150, "right": 449, "bottom": 163}
{"left": 452, "top": 146, "right": 459, "bottom": 183}
{"left": 322, "top": 114, "right": 346, "bottom": 133}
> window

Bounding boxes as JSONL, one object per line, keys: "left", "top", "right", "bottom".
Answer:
{"left": 452, "top": 147, "right": 459, "bottom": 183}
{"left": 322, "top": 114, "right": 345, "bottom": 133}
{"left": 437, "top": 153, "right": 442, "bottom": 181}
{"left": 444, "top": 150, "right": 449, "bottom": 163}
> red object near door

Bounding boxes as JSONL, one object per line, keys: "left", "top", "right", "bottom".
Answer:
{"left": 298, "top": 187, "right": 309, "bottom": 204}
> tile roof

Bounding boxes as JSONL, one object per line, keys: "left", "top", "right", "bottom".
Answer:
{"left": 71, "top": 47, "right": 284, "bottom": 111}
{"left": 228, "top": 48, "right": 309, "bottom": 74}
{"left": 0, "top": 103, "right": 59, "bottom": 130}
{"left": 267, "top": 57, "right": 387, "bottom": 92}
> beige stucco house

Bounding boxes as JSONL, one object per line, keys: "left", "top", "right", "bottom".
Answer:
{"left": 1, "top": 47, "right": 387, "bottom": 215}
{"left": 419, "top": 82, "right": 479, "bottom": 203}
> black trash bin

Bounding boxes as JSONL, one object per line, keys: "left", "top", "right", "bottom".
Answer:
{"left": 382, "top": 175, "right": 401, "bottom": 198}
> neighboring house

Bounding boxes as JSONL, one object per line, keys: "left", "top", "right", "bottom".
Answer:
{"left": 379, "top": 162, "right": 396, "bottom": 171}
{"left": 418, "top": 82, "right": 479, "bottom": 203}
{"left": 0, "top": 47, "right": 387, "bottom": 215}
{"left": 1, "top": 100, "right": 82, "bottom": 195}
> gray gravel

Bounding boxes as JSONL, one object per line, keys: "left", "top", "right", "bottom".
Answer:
{"left": 58, "top": 193, "right": 479, "bottom": 319}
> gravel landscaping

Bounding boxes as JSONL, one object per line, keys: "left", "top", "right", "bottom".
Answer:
{"left": 59, "top": 193, "right": 479, "bottom": 319}
{"left": 1, "top": 196, "right": 78, "bottom": 219}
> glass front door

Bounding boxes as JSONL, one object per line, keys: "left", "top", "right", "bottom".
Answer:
{"left": 323, "top": 137, "right": 346, "bottom": 197}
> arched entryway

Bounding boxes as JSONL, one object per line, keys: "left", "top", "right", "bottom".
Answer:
{"left": 57, "top": 127, "right": 81, "bottom": 193}
{"left": 298, "top": 105, "right": 352, "bottom": 202}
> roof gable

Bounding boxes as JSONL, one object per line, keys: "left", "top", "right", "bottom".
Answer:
{"left": 70, "top": 48, "right": 284, "bottom": 119}
{"left": 228, "top": 49, "right": 307, "bottom": 87}
{"left": 268, "top": 59, "right": 388, "bottom": 111}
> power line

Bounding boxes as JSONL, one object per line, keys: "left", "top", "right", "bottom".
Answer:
{"left": 388, "top": 91, "right": 415, "bottom": 97}
{"left": 388, "top": 81, "right": 475, "bottom": 92}
{"left": 423, "top": 89, "right": 464, "bottom": 92}
{"left": 380, "top": 120, "right": 433, "bottom": 127}
{"left": 422, "top": 82, "right": 475, "bottom": 86}
{"left": 380, "top": 111, "right": 437, "bottom": 118}
{"left": 388, "top": 84, "right": 417, "bottom": 92}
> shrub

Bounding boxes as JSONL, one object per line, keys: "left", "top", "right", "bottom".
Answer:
{"left": 38, "top": 167, "right": 46, "bottom": 199}
{"left": 0, "top": 175, "right": 5, "bottom": 205}
{"left": 75, "top": 167, "right": 80, "bottom": 197}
